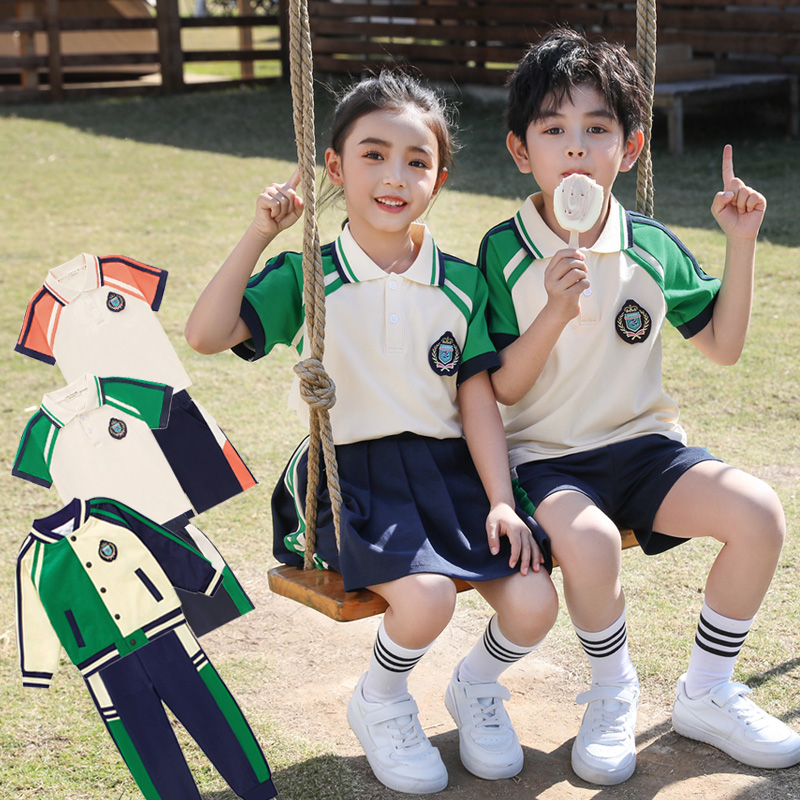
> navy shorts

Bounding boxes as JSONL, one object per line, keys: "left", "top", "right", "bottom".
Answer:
{"left": 515, "top": 434, "right": 720, "bottom": 555}
{"left": 152, "top": 390, "right": 257, "bottom": 515}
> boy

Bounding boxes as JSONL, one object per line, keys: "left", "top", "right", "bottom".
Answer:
{"left": 479, "top": 27, "right": 800, "bottom": 785}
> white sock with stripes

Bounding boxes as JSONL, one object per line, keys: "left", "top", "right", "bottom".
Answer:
{"left": 361, "top": 620, "right": 431, "bottom": 704}
{"left": 574, "top": 608, "right": 638, "bottom": 687}
{"left": 458, "top": 614, "right": 539, "bottom": 685}
{"left": 684, "top": 601, "right": 754, "bottom": 700}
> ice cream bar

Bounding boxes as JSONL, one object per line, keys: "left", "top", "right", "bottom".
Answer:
{"left": 554, "top": 174, "right": 604, "bottom": 244}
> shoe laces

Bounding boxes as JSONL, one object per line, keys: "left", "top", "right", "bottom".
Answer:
{"left": 577, "top": 686, "right": 637, "bottom": 743}
{"left": 469, "top": 694, "right": 508, "bottom": 731}
{"left": 386, "top": 713, "right": 428, "bottom": 754}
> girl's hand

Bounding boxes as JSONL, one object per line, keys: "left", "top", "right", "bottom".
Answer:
{"left": 254, "top": 169, "right": 305, "bottom": 237}
{"left": 711, "top": 144, "right": 767, "bottom": 241}
{"left": 486, "top": 502, "right": 544, "bottom": 575}
{"left": 543, "top": 248, "right": 589, "bottom": 322}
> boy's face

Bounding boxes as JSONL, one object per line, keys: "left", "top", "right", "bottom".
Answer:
{"left": 506, "top": 83, "right": 643, "bottom": 238}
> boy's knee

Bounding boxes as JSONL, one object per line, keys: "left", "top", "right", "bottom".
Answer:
{"left": 555, "top": 522, "right": 623, "bottom": 582}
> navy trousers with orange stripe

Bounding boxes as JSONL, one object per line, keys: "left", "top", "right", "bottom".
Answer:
{"left": 84, "top": 623, "right": 276, "bottom": 800}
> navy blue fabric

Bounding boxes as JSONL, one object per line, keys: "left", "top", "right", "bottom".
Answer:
{"left": 515, "top": 434, "right": 720, "bottom": 555}
{"left": 272, "top": 434, "right": 551, "bottom": 591}
{"left": 151, "top": 390, "right": 256, "bottom": 515}
{"left": 86, "top": 629, "right": 276, "bottom": 800}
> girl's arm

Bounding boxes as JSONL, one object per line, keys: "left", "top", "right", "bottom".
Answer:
{"left": 489, "top": 248, "right": 587, "bottom": 406}
{"left": 458, "top": 370, "right": 543, "bottom": 574}
{"left": 690, "top": 145, "right": 766, "bottom": 366}
{"left": 185, "top": 170, "right": 304, "bottom": 355}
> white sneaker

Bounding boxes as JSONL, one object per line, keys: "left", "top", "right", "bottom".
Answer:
{"left": 347, "top": 673, "right": 448, "bottom": 794}
{"left": 571, "top": 682, "right": 638, "bottom": 785}
{"left": 444, "top": 662, "right": 523, "bottom": 780}
{"left": 672, "top": 674, "right": 800, "bottom": 768}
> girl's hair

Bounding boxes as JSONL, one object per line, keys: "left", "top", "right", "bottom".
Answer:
{"left": 506, "top": 27, "right": 649, "bottom": 142}
{"left": 319, "top": 69, "right": 456, "bottom": 213}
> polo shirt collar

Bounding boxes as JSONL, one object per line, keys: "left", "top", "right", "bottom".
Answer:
{"left": 514, "top": 192, "right": 630, "bottom": 259}
{"left": 332, "top": 222, "right": 444, "bottom": 286}
{"left": 40, "top": 374, "right": 103, "bottom": 428}
{"left": 45, "top": 253, "right": 102, "bottom": 304}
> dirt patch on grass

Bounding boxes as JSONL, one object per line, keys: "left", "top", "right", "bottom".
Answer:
{"left": 203, "top": 576, "right": 800, "bottom": 800}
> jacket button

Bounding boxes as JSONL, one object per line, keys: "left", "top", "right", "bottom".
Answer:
{"left": 85, "top": 562, "right": 92, "bottom": 568}
{"left": 114, "top": 614, "right": 120, "bottom": 620}
{"left": 100, "top": 587, "right": 106, "bottom": 593}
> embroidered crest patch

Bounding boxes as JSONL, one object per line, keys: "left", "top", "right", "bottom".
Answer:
{"left": 106, "top": 291, "right": 126, "bottom": 312}
{"left": 429, "top": 331, "right": 461, "bottom": 375}
{"left": 108, "top": 418, "right": 128, "bottom": 439}
{"left": 98, "top": 540, "right": 117, "bottom": 562}
{"left": 615, "top": 299, "right": 652, "bottom": 343}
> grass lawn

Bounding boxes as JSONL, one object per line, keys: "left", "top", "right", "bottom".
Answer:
{"left": 0, "top": 80, "right": 798, "bottom": 799}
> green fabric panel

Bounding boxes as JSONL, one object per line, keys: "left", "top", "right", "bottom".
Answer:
{"left": 101, "top": 377, "right": 171, "bottom": 429}
{"left": 106, "top": 717, "right": 163, "bottom": 800}
{"left": 198, "top": 662, "right": 271, "bottom": 782}
{"left": 36, "top": 540, "right": 120, "bottom": 665}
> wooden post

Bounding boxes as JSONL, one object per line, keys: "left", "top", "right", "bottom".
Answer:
{"left": 156, "top": 0, "right": 184, "bottom": 94}
{"left": 15, "top": 0, "right": 38, "bottom": 90}
{"left": 237, "top": 0, "right": 254, "bottom": 80}
{"left": 44, "top": 0, "right": 63, "bottom": 101}
{"left": 278, "top": 0, "right": 289, "bottom": 82}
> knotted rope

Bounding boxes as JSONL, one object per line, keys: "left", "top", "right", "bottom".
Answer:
{"left": 287, "top": 0, "right": 342, "bottom": 568}
{"left": 635, "top": 0, "right": 657, "bottom": 217}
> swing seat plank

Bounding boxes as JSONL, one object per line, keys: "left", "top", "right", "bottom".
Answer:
{"left": 267, "top": 528, "right": 639, "bottom": 622}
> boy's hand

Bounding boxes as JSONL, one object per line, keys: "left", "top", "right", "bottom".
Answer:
{"left": 711, "top": 144, "right": 766, "bottom": 241}
{"left": 254, "top": 169, "right": 305, "bottom": 237}
{"left": 486, "top": 502, "right": 544, "bottom": 575}
{"left": 543, "top": 248, "right": 589, "bottom": 321}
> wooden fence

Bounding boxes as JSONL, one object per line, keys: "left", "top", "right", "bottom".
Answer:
{"left": 2, "top": 0, "right": 798, "bottom": 106}
{"left": 310, "top": 0, "right": 800, "bottom": 84}
{"left": 0, "top": 0, "right": 286, "bottom": 103}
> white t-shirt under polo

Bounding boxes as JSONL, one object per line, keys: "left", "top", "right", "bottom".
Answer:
{"left": 479, "top": 194, "right": 720, "bottom": 468}
{"left": 15, "top": 253, "right": 191, "bottom": 392}
{"left": 13, "top": 374, "right": 193, "bottom": 524}
{"left": 234, "top": 223, "right": 499, "bottom": 445}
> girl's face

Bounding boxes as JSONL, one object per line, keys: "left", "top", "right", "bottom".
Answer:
{"left": 324, "top": 107, "right": 447, "bottom": 239}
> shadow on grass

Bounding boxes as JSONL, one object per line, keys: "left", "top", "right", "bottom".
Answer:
{"left": 2, "top": 81, "right": 796, "bottom": 245}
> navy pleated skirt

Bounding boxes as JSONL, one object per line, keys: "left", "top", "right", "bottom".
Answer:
{"left": 271, "top": 434, "right": 549, "bottom": 592}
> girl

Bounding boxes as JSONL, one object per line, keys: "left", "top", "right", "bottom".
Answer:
{"left": 185, "top": 71, "right": 558, "bottom": 795}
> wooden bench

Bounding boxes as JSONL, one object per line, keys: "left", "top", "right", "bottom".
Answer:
{"left": 654, "top": 73, "right": 799, "bottom": 156}
{"left": 267, "top": 528, "right": 640, "bottom": 622}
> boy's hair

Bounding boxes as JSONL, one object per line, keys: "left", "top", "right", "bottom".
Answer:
{"left": 320, "top": 69, "right": 456, "bottom": 215}
{"left": 506, "top": 27, "right": 649, "bottom": 142}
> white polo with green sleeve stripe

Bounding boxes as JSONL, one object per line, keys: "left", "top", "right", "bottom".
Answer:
{"left": 13, "top": 374, "right": 193, "bottom": 523}
{"left": 234, "top": 223, "right": 499, "bottom": 445}
{"left": 479, "top": 193, "right": 720, "bottom": 469}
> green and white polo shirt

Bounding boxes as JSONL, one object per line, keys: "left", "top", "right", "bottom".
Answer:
{"left": 234, "top": 223, "right": 498, "bottom": 445}
{"left": 479, "top": 193, "right": 720, "bottom": 468}
{"left": 13, "top": 374, "right": 193, "bottom": 524}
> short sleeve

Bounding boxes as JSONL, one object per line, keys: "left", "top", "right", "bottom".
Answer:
{"left": 627, "top": 217, "right": 721, "bottom": 339}
{"left": 478, "top": 225, "right": 523, "bottom": 351}
{"left": 100, "top": 377, "right": 173, "bottom": 429}
{"left": 98, "top": 255, "right": 168, "bottom": 311}
{"left": 15, "top": 288, "right": 60, "bottom": 365}
{"left": 231, "top": 251, "right": 306, "bottom": 361}
{"left": 12, "top": 412, "right": 55, "bottom": 488}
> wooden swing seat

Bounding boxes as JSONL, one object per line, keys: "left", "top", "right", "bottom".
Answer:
{"left": 268, "top": 528, "right": 639, "bottom": 622}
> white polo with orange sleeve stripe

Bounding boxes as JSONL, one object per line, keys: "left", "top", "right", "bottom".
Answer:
{"left": 15, "top": 253, "right": 191, "bottom": 392}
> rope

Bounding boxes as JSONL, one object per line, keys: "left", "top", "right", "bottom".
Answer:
{"left": 635, "top": 0, "right": 657, "bottom": 217}
{"left": 287, "top": 0, "right": 342, "bottom": 569}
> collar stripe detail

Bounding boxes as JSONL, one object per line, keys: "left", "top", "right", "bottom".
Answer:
{"left": 514, "top": 211, "right": 544, "bottom": 259}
